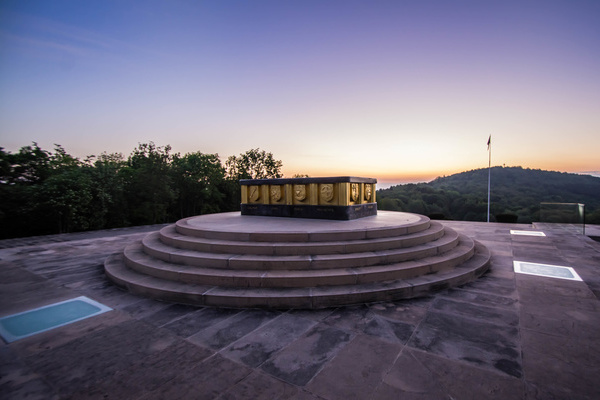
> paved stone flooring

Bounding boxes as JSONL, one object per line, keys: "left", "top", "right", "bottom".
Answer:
{"left": 1, "top": 220, "right": 599, "bottom": 399}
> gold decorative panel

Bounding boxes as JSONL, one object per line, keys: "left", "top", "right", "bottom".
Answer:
{"left": 240, "top": 177, "right": 377, "bottom": 220}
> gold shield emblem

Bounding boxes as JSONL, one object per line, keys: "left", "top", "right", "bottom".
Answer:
{"left": 270, "top": 185, "right": 282, "bottom": 202}
{"left": 249, "top": 185, "right": 260, "bottom": 202}
{"left": 294, "top": 184, "right": 307, "bottom": 201}
{"left": 351, "top": 183, "right": 359, "bottom": 202}
{"left": 364, "top": 185, "right": 372, "bottom": 201}
{"left": 320, "top": 184, "right": 334, "bottom": 203}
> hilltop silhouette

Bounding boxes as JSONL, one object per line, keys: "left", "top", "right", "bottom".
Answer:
{"left": 377, "top": 167, "right": 600, "bottom": 223}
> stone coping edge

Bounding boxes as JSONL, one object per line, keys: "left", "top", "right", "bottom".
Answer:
{"left": 240, "top": 176, "right": 377, "bottom": 185}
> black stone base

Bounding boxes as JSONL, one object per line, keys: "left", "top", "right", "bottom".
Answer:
{"left": 241, "top": 203, "right": 377, "bottom": 220}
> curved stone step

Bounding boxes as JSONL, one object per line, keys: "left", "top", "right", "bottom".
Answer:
{"left": 160, "top": 221, "right": 446, "bottom": 256}
{"left": 124, "top": 234, "right": 473, "bottom": 288}
{"left": 174, "top": 211, "right": 431, "bottom": 242}
{"left": 309, "top": 242, "right": 490, "bottom": 308}
{"left": 104, "top": 211, "right": 492, "bottom": 309}
{"left": 310, "top": 228, "right": 460, "bottom": 269}
{"left": 141, "top": 227, "right": 460, "bottom": 271}
{"left": 104, "top": 242, "right": 490, "bottom": 309}
{"left": 142, "top": 232, "right": 310, "bottom": 270}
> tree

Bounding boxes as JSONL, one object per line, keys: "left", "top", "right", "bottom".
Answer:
{"left": 1, "top": 143, "right": 291, "bottom": 238}
{"left": 171, "top": 152, "right": 226, "bottom": 217}
{"left": 1, "top": 143, "right": 51, "bottom": 184}
{"left": 122, "top": 142, "right": 176, "bottom": 225}
{"left": 49, "top": 144, "right": 82, "bottom": 171}
{"left": 0, "top": 144, "right": 99, "bottom": 235}
{"left": 225, "top": 148, "right": 283, "bottom": 180}
{"left": 223, "top": 148, "right": 283, "bottom": 211}
{"left": 87, "top": 152, "right": 128, "bottom": 229}
{"left": 35, "top": 168, "right": 94, "bottom": 233}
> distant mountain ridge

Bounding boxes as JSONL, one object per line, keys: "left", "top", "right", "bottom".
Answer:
{"left": 377, "top": 167, "right": 600, "bottom": 224}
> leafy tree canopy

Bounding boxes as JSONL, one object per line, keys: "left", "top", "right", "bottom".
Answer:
{"left": 0, "top": 143, "right": 282, "bottom": 238}
{"left": 225, "top": 148, "right": 283, "bottom": 180}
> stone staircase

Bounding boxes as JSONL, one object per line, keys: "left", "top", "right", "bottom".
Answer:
{"left": 104, "top": 211, "right": 490, "bottom": 309}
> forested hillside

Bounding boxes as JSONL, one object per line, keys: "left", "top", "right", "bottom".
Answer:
{"left": 377, "top": 167, "right": 600, "bottom": 224}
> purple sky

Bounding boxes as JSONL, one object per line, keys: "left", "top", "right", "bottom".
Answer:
{"left": 1, "top": 0, "right": 599, "bottom": 184}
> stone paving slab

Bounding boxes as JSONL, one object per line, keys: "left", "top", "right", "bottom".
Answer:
{"left": 189, "top": 309, "right": 281, "bottom": 350}
{"left": 408, "top": 309, "right": 522, "bottom": 378}
{"left": 222, "top": 313, "right": 318, "bottom": 368}
{"left": 260, "top": 323, "right": 353, "bottom": 386}
{"left": 402, "top": 349, "right": 525, "bottom": 399}
{"left": 1, "top": 220, "right": 600, "bottom": 399}
{"left": 305, "top": 334, "right": 401, "bottom": 399}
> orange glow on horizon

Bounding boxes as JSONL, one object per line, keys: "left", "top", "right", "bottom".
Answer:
{"left": 282, "top": 165, "right": 466, "bottom": 185}
{"left": 283, "top": 161, "right": 600, "bottom": 187}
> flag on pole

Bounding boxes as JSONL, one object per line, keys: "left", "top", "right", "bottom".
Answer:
{"left": 487, "top": 135, "right": 491, "bottom": 222}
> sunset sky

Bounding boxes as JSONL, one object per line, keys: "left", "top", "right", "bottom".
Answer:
{"left": 1, "top": 0, "right": 599, "bottom": 186}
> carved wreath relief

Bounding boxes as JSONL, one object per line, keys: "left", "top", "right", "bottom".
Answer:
{"left": 249, "top": 185, "right": 260, "bottom": 202}
{"left": 294, "top": 184, "right": 306, "bottom": 201}
{"left": 320, "top": 184, "right": 334, "bottom": 203}
{"left": 270, "top": 185, "right": 282, "bottom": 202}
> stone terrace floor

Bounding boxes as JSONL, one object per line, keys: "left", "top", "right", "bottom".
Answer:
{"left": 1, "top": 220, "right": 599, "bottom": 400}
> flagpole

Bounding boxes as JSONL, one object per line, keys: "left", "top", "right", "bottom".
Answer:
{"left": 487, "top": 135, "right": 491, "bottom": 223}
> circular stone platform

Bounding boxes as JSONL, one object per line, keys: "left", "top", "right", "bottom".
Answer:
{"left": 177, "top": 211, "right": 427, "bottom": 242}
{"left": 104, "top": 211, "right": 490, "bottom": 309}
